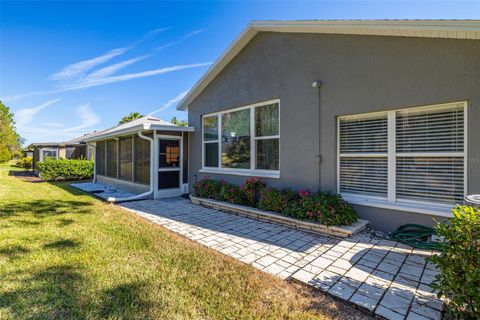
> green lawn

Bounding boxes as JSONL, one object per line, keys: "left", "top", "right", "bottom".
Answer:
{"left": 0, "top": 162, "right": 369, "bottom": 319}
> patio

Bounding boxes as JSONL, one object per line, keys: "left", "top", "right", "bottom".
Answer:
{"left": 120, "top": 197, "right": 443, "bottom": 320}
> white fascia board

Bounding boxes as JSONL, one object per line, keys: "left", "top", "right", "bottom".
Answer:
{"left": 176, "top": 20, "right": 480, "bottom": 111}
{"left": 83, "top": 124, "right": 145, "bottom": 141}
{"left": 149, "top": 124, "right": 195, "bottom": 132}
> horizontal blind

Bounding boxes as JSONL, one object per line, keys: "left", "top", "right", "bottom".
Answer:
{"left": 340, "top": 157, "right": 388, "bottom": 196}
{"left": 396, "top": 105, "right": 464, "bottom": 152}
{"left": 340, "top": 116, "right": 388, "bottom": 153}
{"left": 397, "top": 157, "right": 464, "bottom": 203}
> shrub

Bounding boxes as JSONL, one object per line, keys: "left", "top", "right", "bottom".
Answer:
{"left": 258, "top": 188, "right": 297, "bottom": 213}
{"left": 288, "top": 190, "right": 357, "bottom": 226}
{"left": 242, "top": 177, "right": 266, "bottom": 207}
{"left": 219, "top": 181, "right": 247, "bottom": 205}
{"left": 194, "top": 177, "right": 358, "bottom": 226}
{"left": 36, "top": 158, "right": 94, "bottom": 181}
{"left": 17, "top": 157, "right": 33, "bottom": 171}
{"left": 194, "top": 177, "right": 222, "bottom": 199}
{"left": 428, "top": 206, "right": 480, "bottom": 319}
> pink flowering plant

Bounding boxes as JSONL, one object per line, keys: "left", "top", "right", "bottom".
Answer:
{"left": 194, "top": 177, "right": 222, "bottom": 199}
{"left": 194, "top": 177, "right": 357, "bottom": 226}
{"left": 242, "top": 177, "right": 266, "bottom": 207}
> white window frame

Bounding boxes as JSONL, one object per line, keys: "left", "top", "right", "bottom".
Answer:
{"left": 337, "top": 101, "right": 468, "bottom": 217}
{"left": 200, "top": 99, "right": 280, "bottom": 178}
{"left": 39, "top": 148, "right": 59, "bottom": 162}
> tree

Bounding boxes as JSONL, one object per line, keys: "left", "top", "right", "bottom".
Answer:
{"left": 171, "top": 116, "right": 188, "bottom": 127}
{"left": 119, "top": 112, "right": 143, "bottom": 124}
{"left": 0, "top": 101, "right": 22, "bottom": 163}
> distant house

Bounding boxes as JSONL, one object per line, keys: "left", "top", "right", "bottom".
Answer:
{"left": 176, "top": 20, "right": 480, "bottom": 231}
{"left": 29, "top": 132, "right": 96, "bottom": 175}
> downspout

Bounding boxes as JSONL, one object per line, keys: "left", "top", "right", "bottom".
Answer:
{"left": 107, "top": 131, "right": 154, "bottom": 203}
{"left": 86, "top": 142, "right": 97, "bottom": 183}
{"left": 312, "top": 80, "right": 322, "bottom": 191}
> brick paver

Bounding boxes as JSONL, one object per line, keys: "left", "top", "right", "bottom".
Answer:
{"left": 119, "top": 197, "right": 443, "bottom": 320}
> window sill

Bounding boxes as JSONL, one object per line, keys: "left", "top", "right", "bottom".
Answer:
{"left": 342, "top": 194, "right": 454, "bottom": 217}
{"left": 199, "top": 168, "right": 280, "bottom": 179}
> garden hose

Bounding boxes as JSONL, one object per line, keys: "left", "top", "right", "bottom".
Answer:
{"left": 373, "top": 224, "right": 444, "bottom": 251}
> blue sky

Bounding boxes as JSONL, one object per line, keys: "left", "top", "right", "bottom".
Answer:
{"left": 1, "top": 1, "right": 479, "bottom": 144}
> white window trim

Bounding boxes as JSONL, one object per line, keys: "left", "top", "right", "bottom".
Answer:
{"left": 39, "top": 148, "right": 59, "bottom": 162}
{"left": 201, "top": 99, "right": 280, "bottom": 178}
{"left": 337, "top": 101, "right": 468, "bottom": 217}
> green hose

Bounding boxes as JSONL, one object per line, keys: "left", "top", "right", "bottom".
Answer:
{"left": 373, "top": 224, "right": 444, "bottom": 251}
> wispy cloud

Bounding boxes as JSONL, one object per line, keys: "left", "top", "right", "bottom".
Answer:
{"left": 15, "top": 99, "right": 61, "bottom": 128}
{"left": 44, "top": 122, "right": 64, "bottom": 127}
{"left": 2, "top": 62, "right": 211, "bottom": 101}
{"left": 1, "top": 27, "right": 208, "bottom": 102}
{"left": 148, "top": 90, "right": 189, "bottom": 115}
{"left": 63, "top": 103, "right": 101, "bottom": 132}
{"left": 19, "top": 103, "right": 101, "bottom": 143}
{"left": 48, "top": 26, "right": 171, "bottom": 81}
{"left": 49, "top": 47, "right": 130, "bottom": 81}
{"left": 86, "top": 54, "right": 151, "bottom": 79}
{"left": 64, "top": 62, "right": 212, "bottom": 90}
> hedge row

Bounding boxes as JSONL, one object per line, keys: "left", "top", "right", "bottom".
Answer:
{"left": 36, "top": 159, "right": 93, "bottom": 181}
{"left": 194, "top": 177, "right": 357, "bottom": 226}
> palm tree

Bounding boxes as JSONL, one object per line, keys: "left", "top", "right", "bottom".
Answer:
{"left": 119, "top": 112, "right": 143, "bottom": 124}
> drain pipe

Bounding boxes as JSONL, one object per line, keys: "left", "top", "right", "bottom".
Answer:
{"left": 107, "top": 131, "right": 154, "bottom": 203}
{"left": 312, "top": 80, "right": 322, "bottom": 191}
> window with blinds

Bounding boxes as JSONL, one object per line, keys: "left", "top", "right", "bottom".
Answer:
{"left": 396, "top": 105, "right": 465, "bottom": 204}
{"left": 339, "top": 115, "right": 388, "bottom": 197}
{"left": 338, "top": 102, "right": 466, "bottom": 206}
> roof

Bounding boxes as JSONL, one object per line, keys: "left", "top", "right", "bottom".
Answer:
{"left": 83, "top": 116, "right": 194, "bottom": 141}
{"left": 27, "top": 131, "right": 100, "bottom": 148}
{"left": 177, "top": 19, "right": 480, "bottom": 111}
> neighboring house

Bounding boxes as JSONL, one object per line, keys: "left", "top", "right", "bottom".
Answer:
{"left": 83, "top": 116, "right": 193, "bottom": 198}
{"left": 29, "top": 132, "right": 97, "bottom": 175}
{"left": 176, "top": 20, "right": 480, "bottom": 231}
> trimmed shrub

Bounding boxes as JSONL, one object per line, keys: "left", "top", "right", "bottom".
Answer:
{"left": 17, "top": 157, "right": 33, "bottom": 171}
{"left": 219, "top": 181, "right": 247, "bottom": 205}
{"left": 194, "top": 177, "right": 222, "bottom": 199}
{"left": 242, "top": 177, "right": 266, "bottom": 207}
{"left": 284, "top": 190, "right": 357, "bottom": 226}
{"left": 429, "top": 206, "right": 480, "bottom": 319}
{"left": 36, "top": 159, "right": 93, "bottom": 181}
{"left": 258, "top": 188, "right": 297, "bottom": 213}
{"left": 195, "top": 177, "right": 358, "bottom": 226}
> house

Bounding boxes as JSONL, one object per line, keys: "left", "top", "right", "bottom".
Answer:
{"left": 83, "top": 116, "right": 193, "bottom": 199}
{"left": 29, "top": 132, "right": 96, "bottom": 175}
{"left": 175, "top": 20, "right": 480, "bottom": 231}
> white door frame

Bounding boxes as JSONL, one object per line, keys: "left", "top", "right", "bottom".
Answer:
{"left": 154, "top": 134, "right": 183, "bottom": 198}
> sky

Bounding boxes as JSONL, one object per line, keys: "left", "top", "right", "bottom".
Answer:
{"left": 1, "top": 1, "right": 479, "bottom": 145}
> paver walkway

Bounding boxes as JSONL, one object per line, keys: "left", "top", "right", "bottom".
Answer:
{"left": 120, "top": 197, "right": 443, "bottom": 320}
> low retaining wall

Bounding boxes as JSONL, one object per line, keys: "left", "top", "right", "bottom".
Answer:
{"left": 190, "top": 195, "right": 369, "bottom": 238}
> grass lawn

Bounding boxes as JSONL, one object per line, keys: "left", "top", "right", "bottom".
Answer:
{"left": 0, "top": 161, "right": 370, "bottom": 319}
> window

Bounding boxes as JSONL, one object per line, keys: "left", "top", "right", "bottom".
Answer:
{"left": 203, "top": 116, "right": 219, "bottom": 167}
{"left": 119, "top": 137, "right": 133, "bottom": 181}
{"left": 221, "top": 108, "right": 251, "bottom": 168}
{"left": 159, "top": 140, "right": 180, "bottom": 168}
{"left": 106, "top": 139, "right": 118, "bottom": 178}
{"left": 338, "top": 102, "right": 466, "bottom": 207}
{"left": 96, "top": 141, "right": 105, "bottom": 175}
{"left": 41, "top": 149, "right": 58, "bottom": 161}
{"left": 201, "top": 100, "right": 280, "bottom": 176}
{"left": 134, "top": 135, "right": 150, "bottom": 185}
{"left": 255, "top": 103, "right": 280, "bottom": 170}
